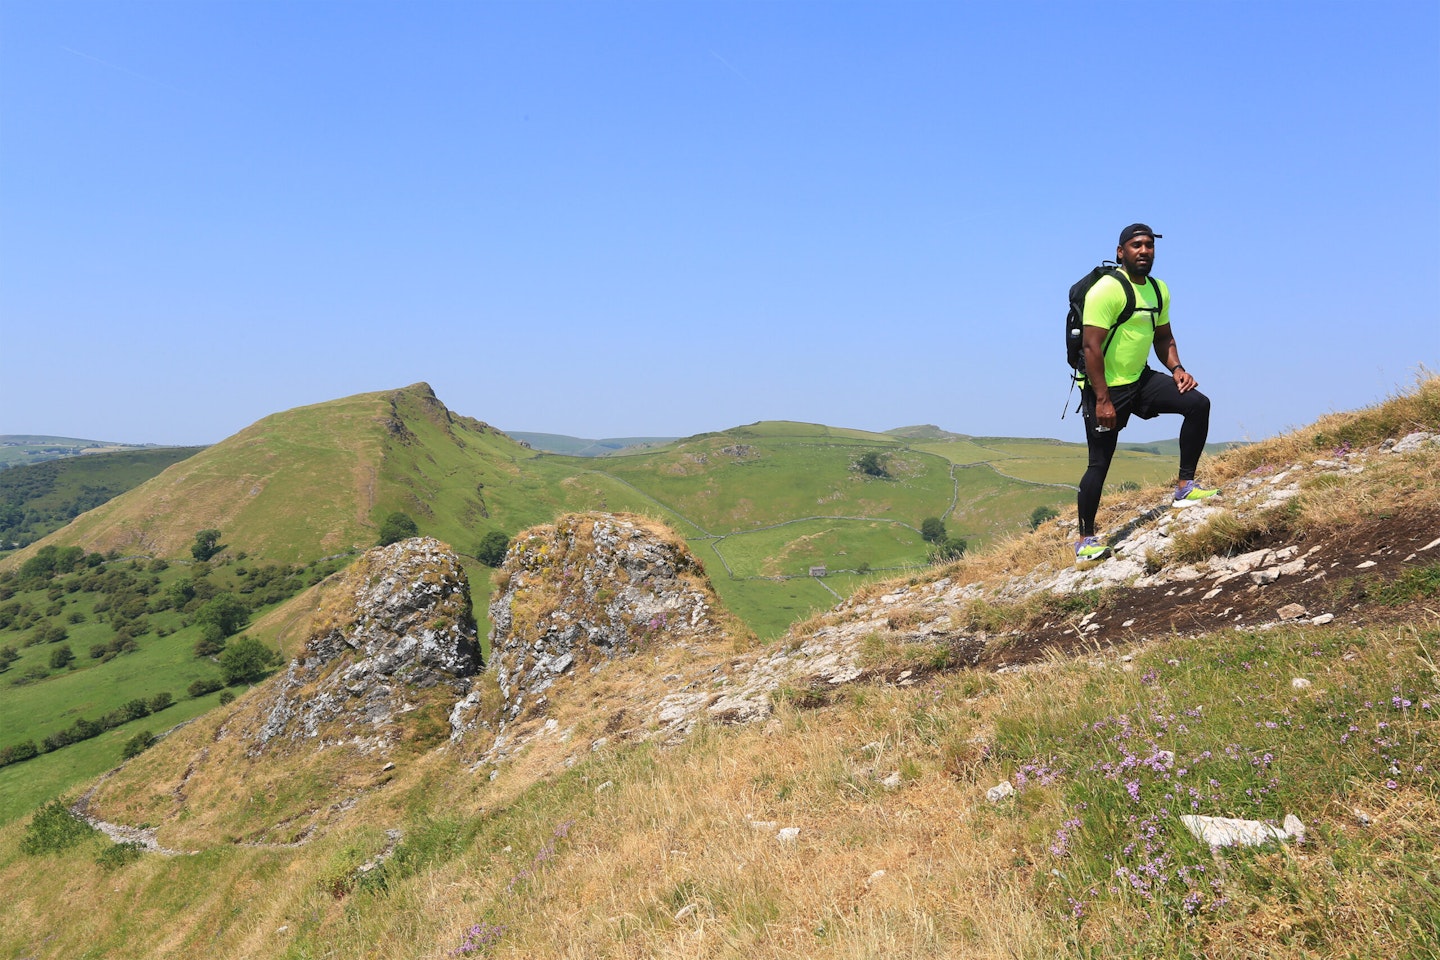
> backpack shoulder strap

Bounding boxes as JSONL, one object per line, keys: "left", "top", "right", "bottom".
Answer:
{"left": 1096, "top": 269, "right": 1137, "bottom": 360}
{"left": 1112, "top": 269, "right": 1137, "bottom": 326}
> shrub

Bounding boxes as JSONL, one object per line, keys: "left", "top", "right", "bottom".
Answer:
{"left": 474, "top": 530, "right": 511, "bottom": 567}
{"left": 191, "top": 529, "right": 223, "bottom": 562}
{"left": 148, "top": 691, "right": 173, "bottom": 712}
{"left": 930, "top": 537, "right": 967, "bottom": 563}
{"left": 187, "top": 676, "right": 223, "bottom": 698}
{"left": 1028, "top": 505, "right": 1059, "bottom": 530}
{"left": 121, "top": 730, "right": 155, "bottom": 760}
{"left": 193, "top": 632, "right": 226, "bottom": 658}
{"left": 0, "top": 740, "right": 39, "bottom": 767}
{"left": 194, "top": 593, "right": 248, "bottom": 640}
{"left": 218, "top": 690, "right": 236, "bottom": 706}
{"left": 920, "top": 517, "right": 947, "bottom": 543}
{"left": 96, "top": 841, "right": 144, "bottom": 871}
{"left": 377, "top": 511, "right": 419, "bottom": 547}
{"left": 855, "top": 451, "right": 890, "bottom": 478}
{"left": 20, "top": 799, "right": 95, "bottom": 855}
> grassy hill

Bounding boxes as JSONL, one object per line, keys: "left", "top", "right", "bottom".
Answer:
{"left": 0, "top": 446, "right": 203, "bottom": 549}
{"left": 2, "top": 386, "right": 1183, "bottom": 636}
{"left": 0, "top": 384, "right": 1212, "bottom": 822}
{"left": 0, "top": 377, "right": 1435, "bottom": 959}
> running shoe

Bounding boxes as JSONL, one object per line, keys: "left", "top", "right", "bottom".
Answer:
{"left": 1172, "top": 480, "right": 1219, "bottom": 506}
{"left": 1075, "top": 536, "right": 1109, "bottom": 562}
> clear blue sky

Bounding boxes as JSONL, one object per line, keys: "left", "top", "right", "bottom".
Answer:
{"left": 3, "top": 1, "right": 1437, "bottom": 446}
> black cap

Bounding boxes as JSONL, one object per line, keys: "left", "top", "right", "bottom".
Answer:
{"left": 1119, "top": 223, "right": 1162, "bottom": 245}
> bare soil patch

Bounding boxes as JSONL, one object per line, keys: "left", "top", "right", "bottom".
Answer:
{"left": 984, "top": 506, "right": 1440, "bottom": 667}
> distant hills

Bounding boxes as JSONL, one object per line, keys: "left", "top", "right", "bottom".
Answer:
{"left": 0, "top": 377, "right": 1433, "bottom": 959}
{"left": 0, "top": 436, "right": 177, "bottom": 470}
{"left": 505, "top": 432, "right": 680, "bottom": 456}
{"left": 0, "top": 446, "right": 204, "bottom": 548}
{"left": 1, "top": 382, "right": 1188, "bottom": 643}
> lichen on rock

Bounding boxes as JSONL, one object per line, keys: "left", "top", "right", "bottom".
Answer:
{"left": 252, "top": 536, "right": 480, "bottom": 755}
{"left": 457, "top": 513, "right": 726, "bottom": 738}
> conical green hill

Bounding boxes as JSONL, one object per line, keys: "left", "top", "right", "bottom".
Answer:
{"left": 6, "top": 383, "right": 555, "bottom": 565}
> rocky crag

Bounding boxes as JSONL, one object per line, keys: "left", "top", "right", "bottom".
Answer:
{"left": 73, "top": 537, "right": 483, "bottom": 848}
{"left": 449, "top": 514, "right": 743, "bottom": 759}
{"left": 254, "top": 536, "right": 481, "bottom": 755}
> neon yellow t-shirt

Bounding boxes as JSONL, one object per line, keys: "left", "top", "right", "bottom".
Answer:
{"left": 1082, "top": 272, "right": 1170, "bottom": 387}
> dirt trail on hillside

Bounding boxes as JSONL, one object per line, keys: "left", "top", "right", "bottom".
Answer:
{"left": 988, "top": 506, "right": 1440, "bottom": 666}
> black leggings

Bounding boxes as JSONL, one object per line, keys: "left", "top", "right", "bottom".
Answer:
{"left": 1077, "top": 367, "right": 1211, "bottom": 537}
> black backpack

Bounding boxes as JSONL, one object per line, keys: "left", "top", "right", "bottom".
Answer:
{"left": 1065, "top": 262, "right": 1163, "bottom": 383}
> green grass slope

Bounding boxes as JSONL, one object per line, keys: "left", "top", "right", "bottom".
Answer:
{"left": 0, "top": 446, "right": 203, "bottom": 550}
{"left": 0, "top": 548, "right": 352, "bottom": 824}
{"left": 12, "top": 392, "right": 398, "bottom": 563}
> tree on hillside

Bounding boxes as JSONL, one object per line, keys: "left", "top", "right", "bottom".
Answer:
{"left": 930, "top": 537, "right": 967, "bottom": 563}
{"left": 920, "top": 517, "right": 947, "bottom": 543}
{"left": 1029, "top": 505, "right": 1060, "bottom": 530}
{"left": 856, "top": 451, "right": 890, "bottom": 478}
{"left": 194, "top": 592, "right": 248, "bottom": 649}
{"left": 191, "top": 529, "right": 224, "bottom": 562}
{"left": 19, "top": 545, "right": 83, "bottom": 580}
{"left": 219, "top": 635, "right": 281, "bottom": 685}
{"left": 474, "top": 531, "right": 511, "bottom": 567}
{"left": 121, "top": 730, "right": 156, "bottom": 760}
{"left": 377, "top": 512, "right": 419, "bottom": 546}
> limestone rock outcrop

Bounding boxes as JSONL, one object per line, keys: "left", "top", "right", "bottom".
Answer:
{"left": 450, "top": 514, "right": 727, "bottom": 740}
{"left": 253, "top": 536, "right": 480, "bottom": 754}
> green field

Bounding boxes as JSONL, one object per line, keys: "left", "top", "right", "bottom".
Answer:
{"left": 0, "top": 436, "right": 171, "bottom": 470}
{"left": 703, "top": 518, "right": 925, "bottom": 579}
{"left": 0, "top": 689, "right": 228, "bottom": 823}
{"left": 0, "top": 552, "right": 349, "bottom": 823}
{"left": 0, "top": 611, "right": 220, "bottom": 749}
{"left": 701, "top": 568, "right": 888, "bottom": 640}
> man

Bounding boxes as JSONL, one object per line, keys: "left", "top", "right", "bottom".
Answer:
{"left": 1075, "top": 223, "right": 1216, "bottom": 562}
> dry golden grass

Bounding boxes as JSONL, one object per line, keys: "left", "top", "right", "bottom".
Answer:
{"left": 402, "top": 682, "right": 1063, "bottom": 960}
{"left": 1214, "top": 371, "right": 1440, "bottom": 479}
{"left": 4, "top": 613, "right": 1436, "bottom": 958}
